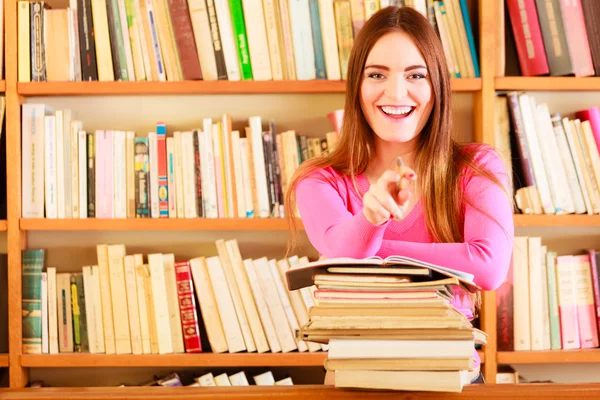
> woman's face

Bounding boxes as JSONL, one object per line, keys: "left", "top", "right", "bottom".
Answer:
{"left": 360, "top": 31, "right": 434, "bottom": 146}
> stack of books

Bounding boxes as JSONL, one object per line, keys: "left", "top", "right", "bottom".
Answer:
{"left": 285, "top": 255, "right": 487, "bottom": 392}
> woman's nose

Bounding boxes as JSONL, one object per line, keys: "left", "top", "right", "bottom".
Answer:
{"left": 384, "top": 76, "right": 408, "bottom": 101}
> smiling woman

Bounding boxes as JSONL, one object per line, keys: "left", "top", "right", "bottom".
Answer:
{"left": 285, "top": 5, "right": 514, "bottom": 386}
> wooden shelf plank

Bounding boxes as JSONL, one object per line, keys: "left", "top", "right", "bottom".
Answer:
{"left": 496, "top": 77, "right": 600, "bottom": 91}
{"left": 513, "top": 214, "right": 600, "bottom": 227}
{"left": 20, "top": 353, "right": 328, "bottom": 368}
{"left": 0, "top": 354, "right": 8, "bottom": 367}
{"left": 19, "top": 351, "right": 484, "bottom": 368}
{"left": 4, "top": 384, "right": 600, "bottom": 400}
{"left": 0, "top": 80, "right": 5, "bottom": 92}
{"left": 20, "top": 218, "right": 302, "bottom": 231}
{"left": 19, "top": 215, "right": 600, "bottom": 231}
{"left": 17, "top": 78, "right": 480, "bottom": 96}
{"left": 498, "top": 349, "right": 600, "bottom": 364}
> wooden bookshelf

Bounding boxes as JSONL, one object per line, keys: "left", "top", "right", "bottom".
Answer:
{"left": 19, "top": 351, "right": 485, "bottom": 368}
{"left": 0, "top": 220, "right": 7, "bottom": 231}
{"left": 16, "top": 78, "right": 481, "bottom": 96}
{"left": 20, "top": 353, "right": 328, "bottom": 368}
{"left": 19, "top": 218, "right": 302, "bottom": 231}
{"left": 497, "top": 349, "right": 600, "bottom": 364}
{"left": 4, "top": 384, "right": 600, "bottom": 400}
{"left": 513, "top": 214, "right": 600, "bottom": 227}
{"left": 0, "top": 80, "right": 5, "bottom": 92}
{"left": 495, "top": 76, "right": 600, "bottom": 91}
{"left": 0, "top": 354, "right": 8, "bottom": 367}
{"left": 18, "top": 215, "right": 600, "bottom": 231}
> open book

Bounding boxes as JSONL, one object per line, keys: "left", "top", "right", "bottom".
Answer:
{"left": 285, "top": 255, "right": 479, "bottom": 293}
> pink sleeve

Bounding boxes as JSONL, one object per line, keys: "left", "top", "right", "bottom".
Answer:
{"left": 377, "top": 148, "right": 514, "bottom": 291}
{"left": 295, "top": 169, "right": 390, "bottom": 259}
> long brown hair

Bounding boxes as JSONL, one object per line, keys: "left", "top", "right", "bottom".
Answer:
{"left": 286, "top": 6, "right": 508, "bottom": 253}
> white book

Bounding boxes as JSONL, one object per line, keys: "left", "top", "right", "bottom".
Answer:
{"left": 113, "top": 131, "right": 127, "bottom": 218}
{"left": 318, "top": 0, "right": 341, "bottom": 80}
{"left": 62, "top": 110, "right": 73, "bottom": 218}
{"left": 148, "top": 253, "right": 174, "bottom": 354}
{"left": 107, "top": 244, "right": 131, "bottom": 354}
{"left": 133, "top": 255, "right": 151, "bottom": 354}
{"left": 41, "top": 272, "right": 48, "bottom": 353}
{"left": 166, "top": 137, "right": 177, "bottom": 218}
{"left": 275, "top": 377, "right": 294, "bottom": 386}
{"left": 44, "top": 115, "right": 58, "bottom": 219}
{"left": 201, "top": 121, "right": 218, "bottom": 218}
{"left": 241, "top": 0, "right": 273, "bottom": 80}
{"left": 96, "top": 245, "right": 116, "bottom": 354}
{"left": 55, "top": 111, "right": 65, "bottom": 219}
{"left": 535, "top": 104, "right": 575, "bottom": 214}
{"left": 70, "top": 120, "right": 83, "bottom": 218}
{"left": 123, "top": 255, "right": 143, "bottom": 354}
{"left": 252, "top": 257, "right": 297, "bottom": 352}
{"left": 189, "top": 257, "right": 228, "bottom": 353}
{"left": 230, "top": 131, "right": 246, "bottom": 218}
{"left": 552, "top": 114, "right": 587, "bottom": 214}
{"left": 196, "top": 372, "right": 217, "bottom": 386}
{"left": 133, "top": 0, "right": 152, "bottom": 80}
{"left": 228, "top": 371, "right": 250, "bottom": 386}
{"left": 562, "top": 118, "right": 594, "bottom": 214}
{"left": 527, "top": 237, "right": 544, "bottom": 350}
{"left": 214, "top": 373, "right": 232, "bottom": 386}
{"left": 126, "top": 131, "right": 136, "bottom": 218}
{"left": 518, "top": 94, "right": 555, "bottom": 214}
{"left": 187, "top": 0, "right": 219, "bottom": 80}
{"left": 205, "top": 256, "right": 246, "bottom": 353}
{"left": 239, "top": 138, "right": 254, "bottom": 218}
{"left": 215, "top": 240, "right": 256, "bottom": 352}
{"left": 540, "top": 245, "right": 551, "bottom": 350}
{"left": 173, "top": 132, "right": 185, "bottom": 218}
{"left": 242, "top": 259, "right": 281, "bottom": 353}
{"left": 91, "top": 265, "right": 105, "bottom": 353}
{"left": 248, "top": 117, "right": 270, "bottom": 217}
{"left": 288, "top": 0, "right": 316, "bottom": 80}
{"left": 513, "top": 237, "right": 531, "bottom": 351}
{"left": 182, "top": 131, "right": 198, "bottom": 218}
{"left": 253, "top": 371, "right": 276, "bottom": 386}
{"left": 78, "top": 130, "right": 88, "bottom": 219}
{"left": 268, "top": 259, "right": 307, "bottom": 352}
{"left": 140, "top": 264, "right": 159, "bottom": 354}
{"left": 261, "top": 0, "right": 284, "bottom": 80}
{"left": 143, "top": 0, "right": 166, "bottom": 81}
{"left": 221, "top": 116, "right": 235, "bottom": 218}
{"left": 148, "top": 132, "right": 160, "bottom": 218}
{"left": 214, "top": 0, "right": 241, "bottom": 80}
{"left": 47, "top": 267, "right": 59, "bottom": 354}
{"left": 162, "top": 254, "right": 185, "bottom": 353}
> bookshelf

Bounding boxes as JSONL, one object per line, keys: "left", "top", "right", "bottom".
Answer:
{"left": 3, "top": 0, "right": 600, "bottom": 392}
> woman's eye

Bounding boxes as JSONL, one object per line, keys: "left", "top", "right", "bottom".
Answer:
{"left": 409, "top": 73, "right": 426, "bottom": 80}
{"left": 368, "top": 73, "right": 385, "bottom": 79}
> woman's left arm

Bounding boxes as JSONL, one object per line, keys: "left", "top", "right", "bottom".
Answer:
{"left": 377, "top": 150, "right": 514, "bottom": 291}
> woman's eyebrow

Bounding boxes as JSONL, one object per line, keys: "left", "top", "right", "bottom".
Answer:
{"left": 364, "top": 64, "right": 427, "bottom": 71}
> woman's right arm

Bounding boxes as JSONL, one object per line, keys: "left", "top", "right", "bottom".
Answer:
{"left": 295, "top": 173, "right": 388, "bottom": 259}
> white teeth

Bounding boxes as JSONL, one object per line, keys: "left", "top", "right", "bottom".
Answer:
{"left": 381, "top": 106, "right": 413, "bottom": 115}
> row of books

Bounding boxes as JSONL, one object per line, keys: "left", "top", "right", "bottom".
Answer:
{"left": 21, "top": 239, "right": 325, "bottom": 355}
{"left": 285, "top": 255, "right": 485, "bottom": 392}
{"left": 16, "top": 0, "right": 479, "bottom": 83}
{"left": 20, "top": 105, "right": 339, "bottom": 219}
{"left": 496, "top": 236, "right": 600, "bottom": 352}
{"left": 494, "top": 92, "right": 600, "bottom": 215}
{"left": 29, "top": 369, "right": 294, "bottom": 387}
{"left": 506, "top": 0, "right": 600, "bottom": 77}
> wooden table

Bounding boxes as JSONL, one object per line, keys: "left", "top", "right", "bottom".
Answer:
{"left": 1, "top": 384, "right": 600, "bottom": 399}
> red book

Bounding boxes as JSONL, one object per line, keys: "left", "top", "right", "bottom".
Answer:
{"left": 506, "top": 0, "right": 549, "bottom": 76}
{"left": 157, "top": 123, "right": 169, "bottom": 218}
{"left": 174, "top": 261, "right": 202, "bottom": 353}
{"left": 575, "top": 107, "right": 600, "bottom": 153}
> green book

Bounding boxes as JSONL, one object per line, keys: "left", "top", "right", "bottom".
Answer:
{"left": 546, "top": 251, "right": 562, "bottom": 350}
{"left": 22, "top": 249, "right": 45, "bottom": 354}
{"left": 228, "top": 0, "right": 253, "bottom": 80}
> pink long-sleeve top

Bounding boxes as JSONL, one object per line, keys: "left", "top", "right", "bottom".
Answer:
{"left": 295, "top": 145, "right": 514, "bottom": 368}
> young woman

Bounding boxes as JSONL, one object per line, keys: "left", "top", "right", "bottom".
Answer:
{"left": 285, "top": 6, "right": 514, "bottom": 384}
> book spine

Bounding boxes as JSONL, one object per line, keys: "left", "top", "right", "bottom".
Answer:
{"left": 70, "top": 274, "right": 82, "bottom": 352}
{"left": 205, "top": 0, "right": 228, "bottom": 79}
{"left": 22, "top": 249, "right": 45, "bottom": 354}
{"left": 106, "top": 0, "right": 128, "bottom": 80}
{"left": 77, "top": 0, "right": 99, "bottom": 80}
{"left": 174, "top": 261, "right": 203, "bottom": 352}
{"left": 193, "top": 130, "right": 204, "bottom": 217}
{"left": 156, "top": 124, "right": 169, "bottom": 217}
{"left": 167, "top": 0, "right": 203, "bottom": 79}
{"left": 87, "top": 132, "right": 96, "bottom": 217}
{"left": 134, "top": 137, "right": 151, "bottom": 218}
{"left": 228, "top": 0, "right": 253, "bottom": 79}
{"left": 309, "top": 0, "right": 327, "bottom": 79}
{"left": 30, "top": 2, "right": 46, "bottom": 82}
{"left": 559, "top": 0, "right": 595, "bottom": 77}
{"left": 535, "top": 0, "right": 573, "bottom": 76}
